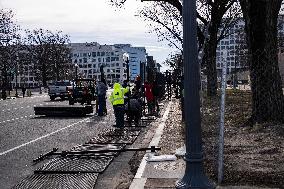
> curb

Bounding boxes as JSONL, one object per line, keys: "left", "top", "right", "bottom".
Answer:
{"left": 129, "top": 101, "right": 172, "bottom": 189}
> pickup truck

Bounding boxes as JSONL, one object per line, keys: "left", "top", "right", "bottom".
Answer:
{"left": 48, "top": 81, "right": 73, "bottom": 100}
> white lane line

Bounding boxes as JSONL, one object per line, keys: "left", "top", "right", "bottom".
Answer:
{"left": 14, "top": 108, "right": 17, "bottom": 110}
{"left": 0, "top": 117, "right": 90, "bottom": 156}
{"left": 15, "top": 118, "right": 19, "bottom": 120}
{"left": 7, "top": 109, "right": 10, "bottom": 111}
{"left": 6, "top": 120, "right": 10, "bottom": 122}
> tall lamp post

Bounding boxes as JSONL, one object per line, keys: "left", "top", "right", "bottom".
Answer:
{"left": 176, "top": 0, "right": 214, "bottom": 188}
{"left": 74, "top": 64, "right": 78, "bottom": 79}
{"left": 123, "top": 53, "right": 130, "bottom": 83}
{"left": 15, "top": 64, "right": 19, "bottom": 97}
{"left": 123, "top": 53, "right": 131, "bottom": 120}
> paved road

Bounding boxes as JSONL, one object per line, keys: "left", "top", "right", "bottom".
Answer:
{"left": 0, "top": 93, "right": 114, "bottom": 189}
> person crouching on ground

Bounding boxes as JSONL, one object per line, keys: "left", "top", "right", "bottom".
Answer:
{"left": 96, "top": 79, "right": 108, "bottom": 116}
{"left": 125, "top": 94, "right": 142, "bottom": 127}
{"left": 109, "top": 82, "right": 129, "bottom": 128}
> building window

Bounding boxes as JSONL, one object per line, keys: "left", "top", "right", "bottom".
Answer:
{"left": 106, "top": 57, "right": 110, "bottom": 62}
{"left": 116, "top": 63, "right": 119, "bottom": 67}
{"left": 92, "top": 59, "right": 96, "bottom": 62}
{"left": 74, "top": 59, "right": 77, "bottom": 63}
{"left": 92, "top": 52, "right": 96, "bottom": 57}
{"left": 83, "top": 53, "right": 87, "bottom": 57}
{"left": 88, "top": 64, "right": 92, "bottom": 68}
{"left": 79, "top": 59, "right": 82, "bottom": 63}
{"left": 98, "top": 58, "right": 101, "bottom": 62}
{"left": 93, "top": 64, "right": 96, "bottom": 68}
{"left": 101, "top": 51, "right": 105, "bottom": 56}
{"left": 83, "top": 58, "right": 87, "bottom": 63}
{"left": 97, "top": 52, "right": 100, "bottom": 56}
{"left": 111, "top": 57, "right": 116, "bottom": 62}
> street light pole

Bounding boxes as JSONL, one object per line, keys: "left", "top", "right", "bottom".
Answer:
{"left": 75, "top": 64, "right": 78, "bottom": 79}
{"left": 176, "top": 0, "right": 214, "bottom": 188}
{"left": 15, "top": 64, "right": 18, "bottom": 97}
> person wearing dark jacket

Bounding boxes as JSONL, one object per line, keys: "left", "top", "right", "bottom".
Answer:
{"left": 125, "top": 95, "right": 142, "bottom": 126}
{"left": 96, "top": 80, "right": 108, "bottom": 116}
{"left": 22, "top": 87, "right": 26, "bottom": 98}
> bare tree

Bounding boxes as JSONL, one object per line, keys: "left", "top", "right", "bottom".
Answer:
{"left": 239, "top": 0, "right": 284, "bottom": 124}
{"left": 138, "top": 2, "right": 182, "bottom": 51}
{"left": 0, "top": 9, "right": 21, "bottom": 97}
{"left": 24, "top": 29, "right": 71, "bottom": 87}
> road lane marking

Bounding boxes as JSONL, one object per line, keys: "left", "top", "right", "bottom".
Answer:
{"left": 0, "top": 117, "right": 90, "bottom": 156}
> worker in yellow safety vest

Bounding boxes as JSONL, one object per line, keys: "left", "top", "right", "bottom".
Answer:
{"left": 109, "top": 82, "right": 129, "bottom": 128}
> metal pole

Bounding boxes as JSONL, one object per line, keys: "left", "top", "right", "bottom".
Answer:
{"left": 218, "top": 52, "right": 228, "bottom": 184}
{"left": 15, "top": 66, "right": 18, "bottom": 97}
{"left": 176, "top": 0, "right": 214, "bottom": 188}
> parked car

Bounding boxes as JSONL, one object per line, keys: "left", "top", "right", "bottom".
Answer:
{"left": 48, "top": 80, "right": 73, "bottom": 101}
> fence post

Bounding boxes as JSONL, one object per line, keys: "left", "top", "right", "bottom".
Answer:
{"left": 218, "top": 52, "right": 228, "bottom": 184}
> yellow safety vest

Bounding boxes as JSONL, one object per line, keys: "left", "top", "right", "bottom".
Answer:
{"left": 109, "top": 83, "right": 129, "bottom": 105}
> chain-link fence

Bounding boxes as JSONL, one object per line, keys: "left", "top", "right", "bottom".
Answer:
{"left": 199, "top": 48, "right": 284, "bottom": 187}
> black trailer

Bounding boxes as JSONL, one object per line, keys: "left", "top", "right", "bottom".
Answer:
{"left": 34, "top": 104, "right": 93, "bottom": 116}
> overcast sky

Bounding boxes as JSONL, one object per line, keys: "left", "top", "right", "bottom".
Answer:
{"left": 0, "top": 0, "right": 177, "bottom": 69}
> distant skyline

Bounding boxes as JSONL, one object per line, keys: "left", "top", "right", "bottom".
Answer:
{"left": 0, "top": 0, "right": 177, "bottom": 70}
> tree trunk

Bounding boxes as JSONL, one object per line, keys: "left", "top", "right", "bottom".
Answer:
{"left": 204, "top": 22, "right": 219, "bottom": 96}
{"left": 240, "top": 0, "right": 284, "bottom": 123}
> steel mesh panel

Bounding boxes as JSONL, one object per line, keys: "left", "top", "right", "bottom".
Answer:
{"left": 12, "top": 173, "right": 98, "bottom": 189}
{"left": 101, "top": 128, "right": 141, "bottom": 136}
{"left": 87, "top": 135, "right": 138, "bottom": 144}
{"left": 36, "top": 156, "right": 113, "bottom": 173}
{"left": 70, "top": 143, "right": 126, "bottom": 156}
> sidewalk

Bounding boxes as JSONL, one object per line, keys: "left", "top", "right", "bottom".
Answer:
{"left": 130, "top": 98, "right": 280, "bottom": 189}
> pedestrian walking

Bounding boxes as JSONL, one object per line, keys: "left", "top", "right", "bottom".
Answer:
{"left": 96, "top": 79, "right": 108, "bottom": 116}
{"left": 109, "top": 82, "right": 129, "bottom": 128}
{"left": 144, "top": 81, "right": 154, "bottom": 115}
{"left": 22, "top": 87, "right": 26, "bottom": 98}
{"left": 125, "top": 95, "right": 142, "bottom": 126}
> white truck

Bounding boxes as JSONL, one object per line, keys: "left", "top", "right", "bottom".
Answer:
{"left": 48, "top": 80, "right": 73, "bottom": 100}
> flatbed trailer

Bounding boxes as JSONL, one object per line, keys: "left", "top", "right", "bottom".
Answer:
{"left": 34, "top": 104, "right": 93, "bottom": 116}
